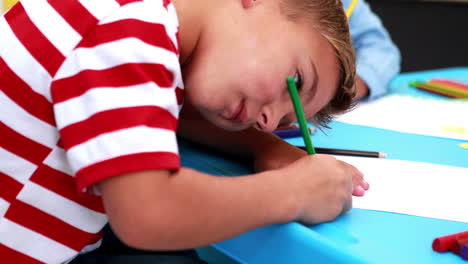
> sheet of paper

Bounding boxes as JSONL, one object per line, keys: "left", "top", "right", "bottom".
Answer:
{"left": 336, "top": 94, "right": 468, "bottom": 140}
{"left": 338, "top": 156, "right": 468, "bottom": 223}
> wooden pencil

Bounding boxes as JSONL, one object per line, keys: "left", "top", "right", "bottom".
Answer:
{"left": 297, "top": 146, "right": 387, "bottom": 158}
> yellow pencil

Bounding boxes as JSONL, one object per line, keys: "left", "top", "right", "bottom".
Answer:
{"left": 346, "top": 0, "right": 359, "bottom": 19}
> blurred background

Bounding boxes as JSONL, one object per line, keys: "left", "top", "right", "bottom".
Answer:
{"left": 367, "top": 0, "right": 468, "bottom": 72}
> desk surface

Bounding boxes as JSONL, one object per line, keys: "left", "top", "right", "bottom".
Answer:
{"left": 180, "top": 67, "right": 468, "bottom": 263}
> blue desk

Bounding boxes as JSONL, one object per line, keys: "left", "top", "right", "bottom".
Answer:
{"left": 181, "top": 68, "right": 468, "bottom": 263}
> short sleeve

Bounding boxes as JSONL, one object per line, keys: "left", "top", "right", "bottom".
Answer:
{"left": 51, "top": 0, "right": 183, "bottom": 191}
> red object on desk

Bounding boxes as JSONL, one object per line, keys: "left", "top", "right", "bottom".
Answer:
{"left": 432, "top": 230, "right": 468, "bottom": 252}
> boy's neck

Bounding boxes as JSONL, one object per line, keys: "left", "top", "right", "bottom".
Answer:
{"left": 172, "top": 0, "right": 209, "bottom": 66}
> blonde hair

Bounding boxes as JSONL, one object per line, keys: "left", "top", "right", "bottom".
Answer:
{"left": 281, "top": 0, "right": 356, "bottom": 128}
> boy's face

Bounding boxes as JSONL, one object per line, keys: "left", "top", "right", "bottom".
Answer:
{"left": 182, "top": 1, "right": 339, "bottom": 132}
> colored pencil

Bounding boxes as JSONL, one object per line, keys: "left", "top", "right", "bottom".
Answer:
{"left": 452, "top": 237, "right": 468, "bottom": 255}
{"left": 286, "top": 76, "right": 316, "bottom": 154}
{"left": 409, "top": 81, "right": 468, "bottom": 98}
{"left": 429, "top": 79, "right": 468, "bottom": 91}
{"left": 411, "top": 81, "right": 468, "bottom": 98}
{"left": 275, "top": 124, "right": 300, "bottom": 130}
{"left": 346, "top": 0, "right": 359, "bottom": 18}
{"left": 461, "top": 244, "right": 468, "bottom": 260}
{"left": 297, "top": 146, "right": 387, "bottom": 158}
{"left": 427, "top": 79, "right": 468, "bottom": 95}
{"left": 273, "top": 127, "right": 315, "bottom": 138}
{"left": 432, "top": 230, "right": 468, "bottom": 252}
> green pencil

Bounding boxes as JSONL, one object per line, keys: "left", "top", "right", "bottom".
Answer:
{"left": 286, "top": 76, "right": 316, "bottom": 154}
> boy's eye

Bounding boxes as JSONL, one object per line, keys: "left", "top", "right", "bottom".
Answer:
{"left": 294, "top": 71, "right": 303, "bottom": 90}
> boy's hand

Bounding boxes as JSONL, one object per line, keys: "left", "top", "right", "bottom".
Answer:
{"left": 254, "top": 139, "right": 369, "bottom": 197}
{"left": 354, "top": 76, "right": 370, "bottom": 100}
{"left": 279, "top": 154, "right": 359, "bottom": 224}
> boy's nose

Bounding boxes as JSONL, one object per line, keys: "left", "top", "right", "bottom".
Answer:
{"left": 255, "top": 111, "right": 279, "bottom": 132}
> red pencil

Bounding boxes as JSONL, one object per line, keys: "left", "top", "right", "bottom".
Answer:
{"left": 432, "top": 230, "right": 468, "bottom": 252}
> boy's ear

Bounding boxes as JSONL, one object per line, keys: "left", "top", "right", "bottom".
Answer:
{"left": 241, "top": 0, "right": 256, "bottom": 9}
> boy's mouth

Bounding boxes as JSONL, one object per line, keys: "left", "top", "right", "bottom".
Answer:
{"left": 227, "top": 100, "right": 247, "bottom": 123}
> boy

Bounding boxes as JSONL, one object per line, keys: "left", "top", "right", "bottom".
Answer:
{"left": 0, "top": 0, "right": 367, "bottom": 263}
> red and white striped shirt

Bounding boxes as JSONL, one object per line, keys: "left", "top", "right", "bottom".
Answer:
{"left": 0, "top": 0, "right": 183, "bottom": 263}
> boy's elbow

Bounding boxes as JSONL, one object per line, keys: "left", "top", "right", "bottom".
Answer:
{"left": 108, "top": 208, "right": 174, "bottom": 250}
{"left": 108, "top": 208, "right": 153, "bottom": 249}
{"left": 99, "top": 170, "right": 183, "bottom": 250}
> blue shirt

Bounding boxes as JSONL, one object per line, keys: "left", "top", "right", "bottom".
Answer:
{"left": 342, "top": 0, "right": 401, "bottom": 100}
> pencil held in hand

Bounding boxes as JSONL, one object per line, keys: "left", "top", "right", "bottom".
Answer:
{"left": 286, "top": 76, "right": 316, "bottom": 154}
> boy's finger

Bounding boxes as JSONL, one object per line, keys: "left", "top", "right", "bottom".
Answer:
{"left": 361, "top": 180, "right": 370, "bottom": 190}
{"left": 352, "top": 185, "right": 365, "bottom": 197}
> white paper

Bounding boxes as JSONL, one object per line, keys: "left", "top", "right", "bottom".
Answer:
{"left": 336, "top": 94, "right": 468, "bottom": 140}
{"left": 338, "top": 156, "right": 468, "bottom": 223}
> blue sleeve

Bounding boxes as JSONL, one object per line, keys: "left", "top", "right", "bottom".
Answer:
{"left": 342, "top": 0, "right": 401, "bottom": 100}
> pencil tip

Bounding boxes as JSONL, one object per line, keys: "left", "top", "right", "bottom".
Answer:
{"left": 379, "top": 152, "right": 388, "bottom": 158}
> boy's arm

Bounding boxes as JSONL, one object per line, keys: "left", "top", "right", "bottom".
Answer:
{"left": 346, "top": 0, "right": 401, "bottom": 100}
{"left": 98, "top": 153, "right": 357, "bottom": 250}
{"left": 178, "top": 102, "right": 368, "bottom": 196}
